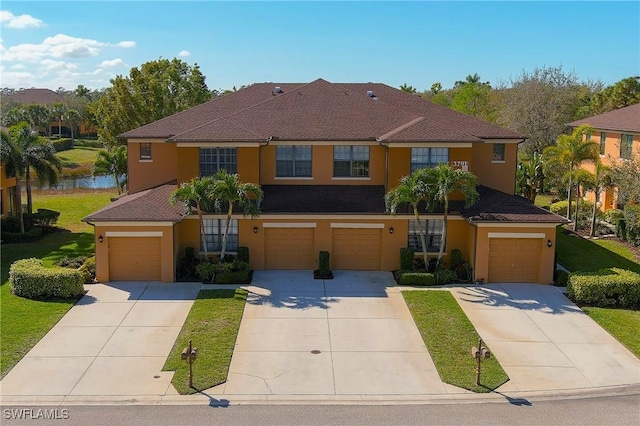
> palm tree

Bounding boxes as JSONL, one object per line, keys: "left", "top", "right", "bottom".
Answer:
{"left": 210, "top": 170, "right": 263, "bottom": 259}
{"left": 1, "top": 129, "right": 26, "bottom": 233}
{"left": 543, "top": 124, "right": 599, "bottom": 220}
{"left": 516, "top": 151, "right": 545, "bottom": 203}
{"left": 64, "top": 108, "right": 81, "bottom": 143}
{"left": 424, "top": 164, "right": 479, "bottom": 263}
{"left": 93, "top": 146, "right": 128, "bottom": 194}
{"left": 399, "top": 83, "right": 417, "bottom": 94}
{"left": 571, "top": 168, "right": 593, "bottom": 230}
{"left": 170, "top": 176, "right": 215, "bottom": 259}
{"left": 49, "top": 103, "right": 67, "bottom": 137}
{"left": 584, "top": 160, "right": 613, "bottom": 237}
{"left": 385, "top": 169, "right": 435, "bottom": 269}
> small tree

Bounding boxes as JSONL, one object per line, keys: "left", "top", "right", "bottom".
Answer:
{"left": 170, "top": 177, "right": 215, "bottom": 259}
{"left": 385, "top": 169, "right": 434, "bottom": 270}
{"left": 584, "top": 160, "right": 613, "bottom": 237}
{"left": 210, "top": 171, "right": 263, "bottom": 260}
{"left": 93, "top": 146, "right": 128, "bottom": 194}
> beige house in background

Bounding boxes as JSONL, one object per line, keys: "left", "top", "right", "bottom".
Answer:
{"left": 84, "top": 79, "right": 566, "bottom": 284}
{"left": 569, "top": 103, "right": 640, "bottom": 211}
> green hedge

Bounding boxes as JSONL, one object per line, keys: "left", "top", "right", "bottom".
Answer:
{"left": 52, "top": 138, "right": 74, "bottom": 152}
{"left": 550, "top": 199, "right": 594, "bottom": 227}
{"left": 604, "top": 209, "right": 624, "bottom": 224}
{"left": 435, "top": 269, "right": 458, "bottom": 285}
{"left": 554, "top": 270, "right": 569, "bottom": 287}
{"left": 79, "top": 256, "right": 96, "bottom": 283}
{"left": 623, "top": 205, "right": 640, "bottom": 246}
{"left": 9, "top": 258, "right": 84, "bottom": 299}
{"left": 396, "top": 270, "right": 437, "bottom": 286}
{"left": 214, "top": 270, "right": 251, "bottom": 284}
{"left": 567, "top": 268, "right": 640, "bottom": 308}
{"left": 1, "top": 227, "right": 44, "bottom": 243}
{"left": 237, "top": 246, "right": 250, "bottom": 263}
{"left": 400, "top": 247, "right": 414, "bottom": 271}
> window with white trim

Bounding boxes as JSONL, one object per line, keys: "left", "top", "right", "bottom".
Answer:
{"left": 410, "top": 148, "right": 449, "bottom": 172}
{"left": 276, "top": 146, "right": 312, "bottom": 177}
{"left": 492, "top": 143, "right": 505, "bottom": 161}
{"left": 200, "top": 148, "right": 237, "bottom": 176}
{"left": 620, "top": 134, "right": 634, "bottom": 160}
{"left": 600, "top": 132, "right": 607, "bottom": 155}
{"left": 408, "top": 219, "right": 443, "bottom": 252}
{"left": 333, "top": 146, "right": 369, "bottom": 177}
{"left": 140, "top": 143, "right": 152, "bottom": 160}
{"left": 202, "top": 219, "right": 238, "bottom": 252}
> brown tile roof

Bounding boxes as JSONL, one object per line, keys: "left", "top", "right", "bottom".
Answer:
{"left": 261, "top": 185, "right": 387, "bottom": 213}
{"left": 121, "top": 79, "right": 524, "bottom": 142}
{"left": 6, "top": 89, "right": 64, "bottom": 105}
{"left": 569, "top": 103, "right": 640, "bottom": 133}
{"left": 82, "top": 184, "right": 187, "bottom": 222}
{"left": 462, "top": 186, "right": 568, "bottom": 224}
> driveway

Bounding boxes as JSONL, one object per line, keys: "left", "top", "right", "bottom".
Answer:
{"left": 0, "top": 282, "right": 200, "bottom": 400}
{"left": 451, "top": 284, "right": 640, "bottom": 392}
{"left": 209, "top": 271, "right": 447, "bottom": 397}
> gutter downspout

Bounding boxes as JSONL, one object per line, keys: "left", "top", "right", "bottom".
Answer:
{"left": 259, "top": 136, "right": 272, "bottom": 188}
{"left": 378, "top": 140, "right": 389, "bottom": 193}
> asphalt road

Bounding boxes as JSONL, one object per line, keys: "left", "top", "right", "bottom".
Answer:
{"left": 2, "top": 394, "right": 639, "bottom": 426}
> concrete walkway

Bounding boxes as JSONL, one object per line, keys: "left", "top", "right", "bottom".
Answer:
{"left": 207, "top": 271, "right": 448, "bottom": 398}
{"left": 0, "top": 282, "right": 200, "bottom": 400}
{"left": 450, "top": 284, "right": 640, "bottom": 392}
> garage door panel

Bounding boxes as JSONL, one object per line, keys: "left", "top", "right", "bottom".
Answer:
{"left": 489, "top": 238, "right": 540, "bottom": 283}
{"left": 332, "top": 228, "right": 381, "bottom": 270}
{"left": 109, "top": 237, "right": 161, "bottom": 281}
{"left": 265, "top": 228, "right": 314, "bottom": 269}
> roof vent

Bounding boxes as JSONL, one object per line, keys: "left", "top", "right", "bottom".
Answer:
{"left": 367, "top": 90, "right": 379, "bottom": 101}
{"left": 275, "top": 86, "right": 283, "bottom": 93}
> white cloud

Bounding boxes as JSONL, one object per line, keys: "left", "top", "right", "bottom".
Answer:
{"left": 0, "top": 66, "right": 36, "bottom": 87}
{"left": 40, "top": 59, "right": 78, "bottom": 71}
{"left": 117, "top": 41, "right": 135, "bottom": 48}
{"left": 178, "top": 50, "right": 191, "bottom": 57}
{"left": 99, "top": 58, "right": 124, "bottom": 68}
{"left": 11, "top": 63, "right": 25, "bottom": 69}
{"left": 1, "top": 10, "right": 45, "bottom": 29}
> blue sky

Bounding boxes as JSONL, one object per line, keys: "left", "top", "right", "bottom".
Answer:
{"left": 1, "top": 1, "right": 639, "bottom": 92}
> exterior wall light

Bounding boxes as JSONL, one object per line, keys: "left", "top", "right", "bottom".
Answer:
{"left": 253, "top": 226, "right": 259, "bottom": 234}
{"left": 98, "top": 236, "right": 104, "bottom": 243}
{"left": 389, "top": 227, "right": 394, "bottom": 234}
{"left": 547, "top": 239, "right": 552, "bottom": 248}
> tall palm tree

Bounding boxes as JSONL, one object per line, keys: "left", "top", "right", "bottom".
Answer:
{"left": 93, "top": 146, "right": 128, "bottom": 194}
{"left": 170, "top": 176, "right": 215, "bottom": 259}
{"left": 399, "top": 83, "right": 417, "bottom": 94}
{"left": 1, "top": 129, "right": 26, "bottom": 233}
{"left": 425, "top": 164, "right": 479, "bottom": 263}
{"left": 584, "top": 160, "right": 613, "bottom": 237}
{"left": 385, "top": 169, "right": 435, "bottom": 269}
{"left": 210, "top": 170, "right": 263, "bottom": 260}
{"left": 7, "top": 123, "right": 62, "bottom": 216}
{"left": 543, "top": 124, "right": 599, "bottom": 220}
{"left": 49, "top": 103, "right": 67, "bottom": 137}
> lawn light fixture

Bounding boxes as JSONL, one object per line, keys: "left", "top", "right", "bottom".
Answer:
{"left": 547, "top": 239, "right": 552, "bottom": 248}
{"left": 253, "top": 226, "right": 259, "bottom": 234}
{"left": 98, "top": 236, "right": 104, "bottom": 243}
{"left": 389, "top": 227, "right": 394, "bottom": 234}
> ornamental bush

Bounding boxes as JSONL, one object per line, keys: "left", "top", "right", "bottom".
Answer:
{"left": 567, "top": 268, "right": 640, "bottom": 308}
{"left": 318, "top": 251, "right": 331, "bottom": 275}
{"left": 399, "top": 247, "right": 415, "bottom": 271}
{"left": 604, "top": 209, "right": 624, "bottom": 224}
{"left": 9, "top": 258, "right": 84, "bottom": 299}
{"left": 397, "top": 271, "right": 437, "bottom": 286}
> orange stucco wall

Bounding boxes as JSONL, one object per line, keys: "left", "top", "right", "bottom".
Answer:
{"left": 128, "top": 140, "right": 178, "bottom": 193}
{"left": 259, "top": 144, "right": 386, "bottom": 185}
{"left": 1, "top": 164, "right": 17, "bottom": 216}
{"left": 93, "top": 224, "right": 176, "bottom": 282}
{"left": 470, "top": 143, "right": 517, "bottom": 194}
{"left": 473, "top": 226, "right": 557, "bottom": 285}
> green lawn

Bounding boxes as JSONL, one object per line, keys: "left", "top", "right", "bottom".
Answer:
{"left": 0, "top": 191, "right": 115, "bottom": 378}
{"left": 534, "top": 194, "right": 555, "bottom": 210}
{"left": 163, "top": 289, "right": 247, "bottom": 394}
{"left": 56, "top": 146, "right": 102, "bottom": 177}
{"left": 403, "top": 290, "right": 509, "bottom": 392}
{"left": 556, "top": 227, "right": 640, "bottom": 273}
{"left": 582, "top": 307, "right": 640, "bottom": 358}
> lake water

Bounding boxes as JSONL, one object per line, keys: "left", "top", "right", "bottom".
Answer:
{"left": 33, "top": 175, "right": 119, "bottom": 190}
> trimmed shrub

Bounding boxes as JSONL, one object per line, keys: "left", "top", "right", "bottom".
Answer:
{"left": 398, "top": 272, "right": 436, "bottom": 286}
{"left": 31, "top": 209, "right": 60, "bottom": 227}
{"left": 1, "top": 227, "right": 44, "bottom": 243}
{"left": 616, "top": 218, "right": 627, "bottom": 239}
{"left": 55, "top": 256, "right": 88, "bottom": 269}
{"left": 567, "top": 268, "right": 640, "bottom": 309}
{"left": 550, "top": 199, "right": 594, "bottom": 229}
{"left": 51, "top": 138, "right": 73, "bottom": 152}
{"left": 319, "top": 251, "right": 331, "bottom": 275}
{"left": 214, "top": 270, "right": 251, "bottom": 284}
{"left": 623, "top": 204, "right": 640, "bottom": 246}
{"left": 78, "top": 256, "right": 96, "bottom": 283}
{"left": 435, "top": 269, "right": 458, "bottom": 285}
{"left": 554, "top": 269, "right": 569, "bottom": 287}
{"left": 196, "top": 262, "right": 216, "bottom": 282}
{"left": 400, "top": 247, "right": 415, "bottom": 271}
{"left": 1, "top": 216, "right": 21, "bottom": 233}
{"left": 604, "top": 209, "right": 624, "bottom": 224}
{"left": 9, "top": 258, "right": 84, "bottom": 299}
{"left": 237, "top": 246, "right": 250, "bottom": 263}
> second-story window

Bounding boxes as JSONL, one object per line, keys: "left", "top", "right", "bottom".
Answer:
{"left": 140, "top": 143, "right": 152, "bottom": 160}
{"left": 600, "top": 132, "right": 607, "bottom": 155}
{"left": 334, "top": 146, "right": 369, "bottom": 177}
{"left": 492, "top": 143, "right": 505, "bottom": 162}
{"left": 276, "top": 146, "right": 312, "bottom": 177}
{"left": 620, "top": 134, "right": 634, "bottom": 160}
{"left": 200, "top": 148, "right": 237, "bottom": 176}
{"left": 410, "top": 148, "right": 449, "bottom": 172}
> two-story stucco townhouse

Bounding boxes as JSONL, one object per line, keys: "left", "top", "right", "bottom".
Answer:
{"left": 84, "top": 79, "right": 565, "bottom": 284}
{"left": 568, "top": 103, "right": 640, "bottom": 211}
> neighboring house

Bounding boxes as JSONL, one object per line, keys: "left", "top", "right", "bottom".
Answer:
{"left": 569, "top": 103, "right": 640, "bottom": 211}
{"left": 83, "top": 79, "right": 565, "bottom": 284}
{"left": 1, "top": 163, "right": 18, "bottom": 218}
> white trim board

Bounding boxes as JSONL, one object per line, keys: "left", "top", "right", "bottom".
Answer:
{"left": 476, "top": 223, "right": 560, "bottom": 228}
{"left": 105, "top": 231, "right": 163, "bottom": 237}
{"left": 262, "top": 223, "right": 317, "bottom": 228}
{"left": 488, "top": 232, "right": 545, "bottom": 239}
{"left": 94, "top": 222, "right": 174, "bottom": 227}
{"left": 331, "top": 223, "right": 385, "bottom": 229}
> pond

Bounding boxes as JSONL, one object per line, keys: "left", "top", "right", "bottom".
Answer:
{"left": 30, "top": 175, "right": 119, "bottom": 190}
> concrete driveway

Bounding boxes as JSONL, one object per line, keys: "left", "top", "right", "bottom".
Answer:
{"left": 451, "top": 284, "right": 640, "bottom": 392}
{"left": 0, "top": 282, "right": 200, "bottom": 400}
{"left": 209, "top": 271, "right": 447, "bottom": 397}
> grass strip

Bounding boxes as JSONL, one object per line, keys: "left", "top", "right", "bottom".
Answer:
{"left": 582, "top": 307, "right": 640, "bottom": 358}
{"left": 403, "top": 290, "right": 509, "bottom": 392}
{"left": 163, "top": 289, "right": 247, "bottom": 394}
